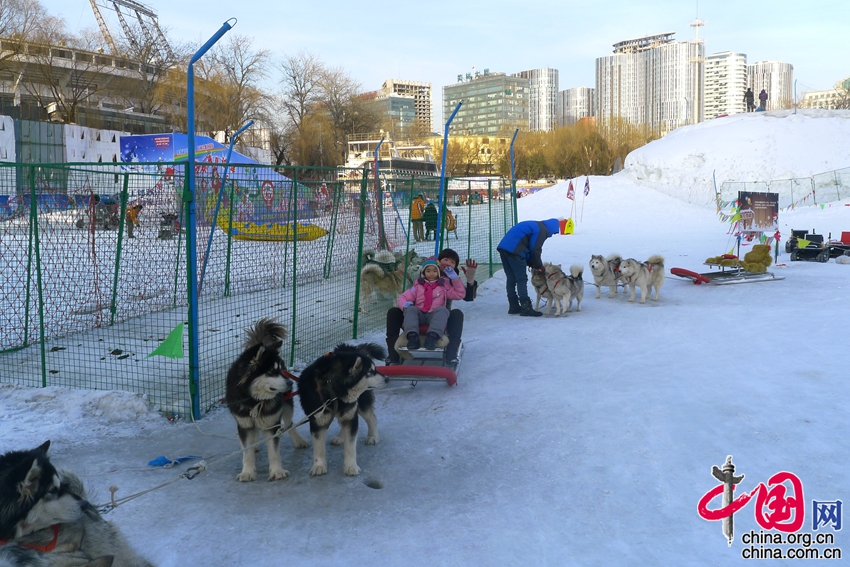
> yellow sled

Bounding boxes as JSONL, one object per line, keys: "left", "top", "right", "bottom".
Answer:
{"left": 218, "top": 219, "right": 328, "bottom": 241}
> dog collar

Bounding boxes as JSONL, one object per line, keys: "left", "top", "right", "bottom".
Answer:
{"left": 0, "top": 524, "right": 60, "bottom": 552}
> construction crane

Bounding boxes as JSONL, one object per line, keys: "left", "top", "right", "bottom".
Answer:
{"left": 88, "top": 0, "right": 175, "bottom": 61}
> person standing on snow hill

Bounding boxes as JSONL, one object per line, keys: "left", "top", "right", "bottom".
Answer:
{"left": 744, "top": 88, "right": 755, "bottom": 112}
{"left": 758, "top": 89, "right": 768, "bottom": 111}
{"left": 497, "top": 218, "right": 563, "bottom": 317}
{"left": 397, "top": 257, "right": 467, "bottom": 350}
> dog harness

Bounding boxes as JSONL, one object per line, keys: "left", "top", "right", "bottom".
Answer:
{"left": 0, "top": 524, "right": 60, "bottom": 552}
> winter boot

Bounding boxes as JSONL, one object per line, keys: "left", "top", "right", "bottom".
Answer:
{"left": 406, "top": 332, "right": 421, "bottom": 350}
{"left": 508, "top": 297, "right": 522, "bottom": 315}
{"left": 519, "top": 298, "right": 542, "bottom": 317}
{"left": 423, "top": 331, "right": 440, "bottom": 350}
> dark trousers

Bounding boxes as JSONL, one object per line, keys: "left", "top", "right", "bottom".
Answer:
{"left": 499, "top": 249, "right": 529, "bottom": 303}
{"left": 386, "top": 307, "right": 464, "bottom": 362}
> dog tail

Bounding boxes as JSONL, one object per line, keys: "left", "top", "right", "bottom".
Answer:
{"left": 569, "top": 264, "right": 583, "bottom": 279}
{"left": 646, "top": 254, "right": 665, "bottom": 266}
{"left": 244, "top": 318, "right": 288, "bottom": 350}
{"left": 360, "top": 263, "right": 385, "bottom": 278}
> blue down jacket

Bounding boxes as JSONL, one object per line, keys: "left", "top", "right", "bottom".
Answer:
{"left": 497, "top": 218, "right": 560, "bottom": 269}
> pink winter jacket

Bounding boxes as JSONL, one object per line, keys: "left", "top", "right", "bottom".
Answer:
{"left": 397, "top": 276, "right": 466, "bottom": 312}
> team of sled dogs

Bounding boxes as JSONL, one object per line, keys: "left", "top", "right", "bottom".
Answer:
{"left": 533, "top": 253, "right": 665, "bottom": 315}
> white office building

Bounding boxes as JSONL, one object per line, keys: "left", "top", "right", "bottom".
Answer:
{"left": 557, "top": 87, "right": 596, "bottom": 126}
{"left": 747, "top": 61, "right": 794, "bottom": 111}
{"left": 704, "top": 51, "right": 748, "bottom": 118}
{"left": 512, "top": 68, "right": 559, "bottom": 131}
{"left": 595, "top": 32, "right": 704, "bottom": 133}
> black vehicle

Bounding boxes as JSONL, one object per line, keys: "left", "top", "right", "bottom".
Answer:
{"left": 786, "top": 229, "right": 850, "bottom": 263}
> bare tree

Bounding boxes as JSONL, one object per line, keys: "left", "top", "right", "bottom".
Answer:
{"left": 277, "top": 51, "right": 323, "bottom": 138}
{"left": 17, "top": 21, "right": 114, "bottom": 124}
{"left": 0, "top": 0, "right": 48, "bottom": 62}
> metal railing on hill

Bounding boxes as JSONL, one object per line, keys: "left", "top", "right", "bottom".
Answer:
{"left": 719, "top": 166, "right": 850, "bottom": 210}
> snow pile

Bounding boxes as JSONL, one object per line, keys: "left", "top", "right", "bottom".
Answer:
{"left": 623, "top": 109, "right": 850, "bottom": 206}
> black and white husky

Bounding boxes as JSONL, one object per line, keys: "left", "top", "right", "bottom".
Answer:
{"left": 0, "top": 441, "right": 153, "bottom": 567}
{"left": 225, "top": 318, "right": 310, "bottom": 482}
{"left": 298, "top": 343, "right": 387, "bottom": 477}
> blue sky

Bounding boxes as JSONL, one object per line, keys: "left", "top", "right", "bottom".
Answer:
{"left": 42, "top": 0, "right": 849, "bottom": 130}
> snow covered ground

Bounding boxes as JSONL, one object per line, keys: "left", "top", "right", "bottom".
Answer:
{"left": 2, "top": 110, "right": 848, "bottom": 565}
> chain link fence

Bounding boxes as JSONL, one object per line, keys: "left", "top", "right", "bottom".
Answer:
{"left": 0, "top": 162, "right": 515, "bottom": 416}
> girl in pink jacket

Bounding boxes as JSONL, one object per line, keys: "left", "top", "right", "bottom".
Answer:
{"left": 397, "top": 257, "right": 466, "bottom": 350}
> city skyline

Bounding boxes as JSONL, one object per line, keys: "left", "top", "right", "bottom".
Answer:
{"left": 36, "top": 0, "right": 849, "bottom": 132}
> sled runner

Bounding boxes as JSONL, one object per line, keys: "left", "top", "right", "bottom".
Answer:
{"left": 670, "top": 265, "right": 784, "bottom": 285}
{"left": 380, "top": 325, "right": 460, "bottom": 386}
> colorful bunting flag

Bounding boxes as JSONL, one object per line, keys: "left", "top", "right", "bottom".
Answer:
{"left": 583, "top": 177, "right": 590, "bottom": 196}
{"left": 566, "top": 180, "right": 575, "bottom": 201}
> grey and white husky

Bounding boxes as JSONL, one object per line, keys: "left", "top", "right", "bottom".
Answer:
{"left": 589, "top": 253, "right": 627, "bottom": 299}
{"left": 542, "top": 263, "right": 584, "bottom": 315}
{"left": 619, "top": 255, "right": 665, "bottom": 303}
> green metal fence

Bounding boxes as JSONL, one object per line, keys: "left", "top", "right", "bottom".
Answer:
{"left": 0, "top": 162, "right": 515, "bottom": 416}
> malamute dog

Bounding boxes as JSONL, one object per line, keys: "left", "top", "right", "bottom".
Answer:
{"left": 298, "top": 343, "right": 387, "bottom": 477}
{"left": 531, "top": 265, "right": 554, "bottom": 312}
{"left": 542, "top": 263, "right": 584, "bottom": 315}
{"left": 225, "top": 318, "right": 310, "bottom": 482}
{"left": 589, "top": 254, "right": 627, "bottom": 299}
{"left": 0, "top": 442, "right": 152, "bottom": 566}
{"left": 359, "top": 249, "right": 404, "bottom": 312}
{"left": 619, "top": 255, "right": 665, "bottom": 303}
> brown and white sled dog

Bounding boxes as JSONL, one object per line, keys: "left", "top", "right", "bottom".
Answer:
{"left": 225, "top": 318, "right": 309, "bottom": 482}
{"left": 298, "top": 343, "right": 388, "bottom": 477}
{"left": 543, "top": 263, "right": 584, "bottom": 315}
{"left": 531, "top": 265, "right": 554, "bottom": 312}
{"left": 359, "top": 249, "right": 404, "bottom": 312}
{"left": 619, "top": 255, "right": 665, "bottom": 303}
{"left": 589, "top": 254, "right": 627, "bottom": 299}
{"left": 0, "top": 441, "right": 153, "bottom": 567}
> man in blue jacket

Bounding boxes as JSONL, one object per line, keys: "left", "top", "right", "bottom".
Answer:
{"left": 497, "top": 218, "right": 562, "bottom": 317}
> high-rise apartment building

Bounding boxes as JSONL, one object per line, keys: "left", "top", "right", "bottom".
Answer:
{"left": 595, "top": 32, "right": 704, "bottom": 133}
{"left": 381, "top": 79, "right": 432, "bottom": 131}
{"left": 704, "top": 51, "right": 748, "bottom": 119}
{"left": 747, "top": 61, "right": 794, "bottom": 111}
{"left": 443, "top": 72, "right": 529, "bottom": 136}
{"left": 557, "top": 87, "right": 596, "bottom": 126}
{"left": 512, "top": 68, "right": 559, "bottom": 131}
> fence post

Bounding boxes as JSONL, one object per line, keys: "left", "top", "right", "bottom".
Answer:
{"left": 288, "top": 170, "right": 299, "bottom": 367}
{"left": 23, "top": 194, "right": 35, "bottom": 348}
{"left": 488, "top": 180, "right": 494, "bottom": 278}
{"left": 323, "top": 178, "right": 341, "bottom": 280}
{"left": 109, "top": 173, "right": 130, "bottom": 326}
{"left": 224, "top": 181, "right": 235, "bottom": 297}
{"left": 28, "top": 166, "right": 47, "bottom": 387}
{"left": 352, "top": 165, "right": 369, "bottom": 339}
{"left": 811, "top": 178, "right": 817, "bottom": 205}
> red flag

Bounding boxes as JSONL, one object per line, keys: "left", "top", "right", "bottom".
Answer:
{"left": 584, "top": 177, "right": 590, "bottom": 196}
{"left": 566, "top": 180, "right": 575, "bottom": 201}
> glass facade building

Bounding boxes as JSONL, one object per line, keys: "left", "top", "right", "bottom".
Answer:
{"left": 512, "top": 68, "right": 559, "bottom": 131}
{"left": 595, "top": 32, "right": 704, "bottom": 133}
{"left": 557, "top": 86, "right": 596, "bottom": 126}
{"left": 443, "top": 72, "right": 529, "bottom": 136}
{"left": 381, "top": 79, "right": 432, "bottom": 130}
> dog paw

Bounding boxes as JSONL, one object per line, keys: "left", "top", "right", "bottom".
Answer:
{"left": 329, "top": 435, "right": 342, "bottom": 446}
{"left": 365, "top": 434, "right": 379, "bottom": 445}
{"left": 291, "top": 434, "right": 310, "bottom": 449}
{"left": 236, "top": 470, "right": 256, "bottom": 482}
{"left": 628, "top": 298, "right": 635, "bottom": 302}
{"left": 310, "top": 463, "right": 328, "bottom": 476}
{"left": 268, "top": 468, "right": 290, "bottom": 481}
{"left": 639, "top": 299, "right": 646, "bottom": 304}
{"left": 344, "top": 463, "right": 361, "bottom": 476}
